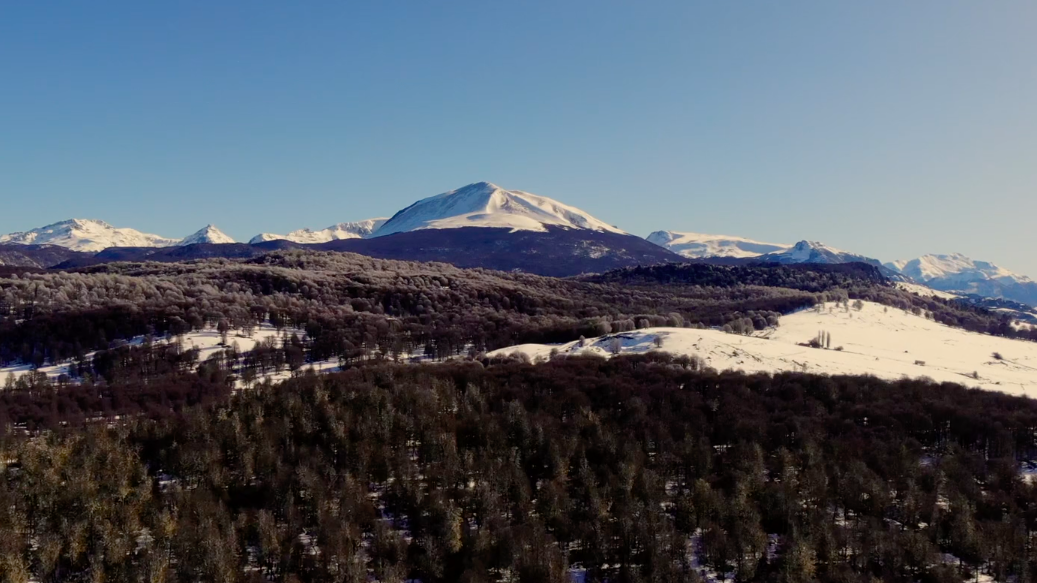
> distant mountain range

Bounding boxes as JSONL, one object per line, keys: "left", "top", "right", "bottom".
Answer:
{"left": 2, "top": 181, "right": 1034, "bottom": 307}
{"left": 249, "top": 219, "right": 388, "bottom": 244}
{"left": 648, "top": 230, "right": 1035, "bottom": 307}
{"left": 0, "top": 219, "right": 236, "bottom": 252}
{"left": 884, "top": 254, "right": 1037, "bottom": 306}
{"left": 645, "top": 231, "right": 788, "bottom": 259}
{"left": 0, "top": 182, "right": 672, "bottom": 277}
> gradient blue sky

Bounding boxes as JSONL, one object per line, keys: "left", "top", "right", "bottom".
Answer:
{"left": 2, "top": 1, "right": 1035, "bottom": 274}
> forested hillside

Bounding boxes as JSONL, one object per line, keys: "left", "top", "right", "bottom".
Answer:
{"left": 0, "top": 252, "right": 825, "bottom": 370}
{"left": 1, "top": 251, "right": 1036, "bottom": 582}
{"left": 3, "top": 357, "right": 1037, "bottom": 582}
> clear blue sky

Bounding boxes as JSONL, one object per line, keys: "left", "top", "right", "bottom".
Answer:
{"left": 2, "top": 1, "right": 1035, "bottom": 274}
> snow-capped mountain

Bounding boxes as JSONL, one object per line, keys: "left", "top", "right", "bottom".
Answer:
{"left": 373, "top": 182, "right": 624, "bottom": 238}
{"left": 179, "top": 225, "right": 236, "bottom": 246}
{"left": 887, "top": 254, "right": 1030, "bottom": 286}
{"left": 0, "top": 219, "right": 180, "bottom": 252}
{"left": 249, "top": 219, "right": 388, "bottom": 244}
{"left": 646, "top": 230, "right": 789, "bottom": 259}
{"left": 886, "top": 254, "right": 1037, "bottom": 306}
{"left": 758, "top": 240, "right": 884, "bottom": 267}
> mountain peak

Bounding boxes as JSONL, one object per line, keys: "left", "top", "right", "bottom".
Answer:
{"left": 462, "top": 181, "right": 501, "bottom": 192}
{"left": 179, "top": 225, "right": 235, "bottom": 246}
{"left": 760, "top": 239, "right": 883, "bottom": 268}
{"left": 374, "top": 182, "right": 625, "bottom": 238}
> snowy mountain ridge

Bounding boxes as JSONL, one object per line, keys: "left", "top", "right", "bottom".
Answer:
{"left": 887, "top": 253, "right": 1033, "bottom": 285}
{"left": 758, "top": 240, "right": 885, "bottom": 267}
{"left": 885, "top": 253, "right": 1037, "bottom": 305}
{"left": 179, "top": 225, "right": 236, "bottom": 246}
{"left": 0, "top": 219, "right": 239, "bottom": 252}
{"left": 374, "top": 181, "right": 625, "bottom": 237}
{"left": 0, "top": 219, "right": 181, "bottom": 252}
{"left": 249, "top": 218, "right": 388, "bottom": 244}
{"left": 646, "top": 230, "right": 790, "bottom": 259}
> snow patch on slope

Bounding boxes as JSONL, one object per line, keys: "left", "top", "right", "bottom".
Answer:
{"left": 249, "top": 218, "right": 388, "bottom": 244}
{"left": 646, "top": 231, "right": 789, "bottom": 259}
{"left": 373, "top": 182, "right": 625, "bottom": 237}
{"left": 489, "top": 301, "right": 1037, "bottom": 396}
{"left": 895, "top": 282, "right": 960, "bottom": 300}
{"left": 0, "top": 219, "right": 179, "bottom": 252}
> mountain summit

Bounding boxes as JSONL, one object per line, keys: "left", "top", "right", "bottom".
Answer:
{"left": 0, "top": 219, "right": 179, "bottom": 252}
{"left": 373, "top": 182, "right": 624, "bottom": 237}
{"left": 179, "top": 225, "right": 236, "bottom": 246}
{"left": 758, "top": 240, "right": 883, "bottom": 267}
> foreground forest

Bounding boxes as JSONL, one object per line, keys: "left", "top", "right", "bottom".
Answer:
{"left": 1, "top": 251, "right": 1036, "bottom": 582}
{"left": 3, "top": 356, "right": 1037, "bottom": 582}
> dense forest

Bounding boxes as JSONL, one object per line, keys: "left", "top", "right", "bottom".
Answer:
{"left": 590, "top": 263, "right": 1037, "bottom": 342}
{"left": 3, "top": 356, "right": 1037, "bottom": 582}
{"left": 1, "top": 252, "right": 1037, "bottom": 581}
{"left": 3, "top": 251, "right": 1030, "bottom": 373}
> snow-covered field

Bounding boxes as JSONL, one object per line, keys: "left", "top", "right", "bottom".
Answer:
{"left": 488, "top": 301, "right": 1037, "bottom": 396}
{"left": 0, "top": 324, "right": 334, "bottom": 388}
{"left": 8, "top": 301, "right": 1037, "bottom": 397}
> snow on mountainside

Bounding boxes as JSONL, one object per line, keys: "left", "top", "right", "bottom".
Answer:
{"left": 373, "top": 182, "right": 625, "bottom": 237}
{"left": 0, "top": 219, "right": 180, "bottom": 252}
{"left": 179, "top": 224, "right": 236, "bottom": 246}
{"left": 887, "top": 253, "right": 1032, "bottom": 286}
{"left": 489, "top": 301, "right": 1037, "bottom": 396}
{"left": 758, "top": 240, "right": 885, "bottom": 267}
{"left": 886, "top": 254, "right": 1037, "bottom": 306}
{"left": 249, "top": 219, "right": 388, "bottom": 244}
{"left": 646, "top": 230, "right": 790, "bottom": 259}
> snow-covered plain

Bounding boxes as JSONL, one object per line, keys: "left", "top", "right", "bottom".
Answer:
{"left": 488, "top": 301, "right": 1037, "bottom": 396}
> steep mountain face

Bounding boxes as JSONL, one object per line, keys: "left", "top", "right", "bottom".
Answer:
{"left": 886, "top": 254, "right": 1037, "bottom": 306}
{"left": 374, "top": 182, "right": 624, "bottom": 237}
{"left": 758, "top": 240, "right": 885, "bottom": 268}
{"left": 646, "top": 230, "right": 789, "bottom": 259}
{"left": 179, "top": 225, "right": 236, "bottom": 246}
{"left": 0, "top": 244, "right": 91, "bottom": 269}
{"left": 0, "top": 219, "right": 179, "bottom": 252}
{"left": 320, "top": 226, "right": 685, "bottom": 277}
{"left": 249, "top": 219, "right": 388, "bottom": 244}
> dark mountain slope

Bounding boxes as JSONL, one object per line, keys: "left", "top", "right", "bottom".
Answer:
{"left": 318, "top": 226, "right": 684, "bottom": 276}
